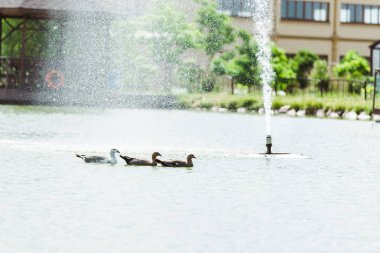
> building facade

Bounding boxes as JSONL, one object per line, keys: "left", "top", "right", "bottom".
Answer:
{"left": 219, "top": 0, "right": 380, "bottom": 69}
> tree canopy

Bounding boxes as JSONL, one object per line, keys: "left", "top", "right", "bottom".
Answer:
{"left": 271, "top": 45, "right": 295, "bottom": 90}
{"left": 310, "top": 60, "right": 329, "bottom": 81}
{"left": 139, "top": 1, "right": 201, "bottom": 89}
{"left": 212, "top": 30, "right": 261, "bottom": 91}
{"left": 334, "top": 50, "right": 370, "bottom": 81}
{"left": 291, "top": 50, "right": 319, "bottom": 77}
{"left": 196, "top": 0, "right": 235, "bottom": 66}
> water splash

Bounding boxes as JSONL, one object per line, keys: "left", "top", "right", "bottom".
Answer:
{"left": 253, "top": 0, "right": 274, "bottom": 135}
{"left": 42, "top": 1, "right": 135, "bottom": 106}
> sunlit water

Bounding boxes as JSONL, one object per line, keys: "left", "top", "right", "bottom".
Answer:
{"left": 1, "top": 106, "right": 379, "bottom": 253}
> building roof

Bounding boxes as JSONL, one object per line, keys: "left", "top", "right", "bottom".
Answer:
{"left": 370, "top": 40, "right": 380, "bottom": 49}
{"left": 0, "top": 0, "right": 137, "bottom": 18}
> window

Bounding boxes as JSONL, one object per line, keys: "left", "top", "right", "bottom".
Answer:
{"left": 296, "top": 1, "right": 303, "bottom": 19}
{"left": 355, "top": 5, "right": 363, "bottom": 23}
{"left": 281, "top": 0, "right": 329, "bottom": 22}
{"left": 218, "top": 0, "right": 254, "bottom": 17}
{"left": 305, "top": 2, "right": 313, "bottom": 19}
{"left": 341, "top": 3, "right": 380, "bottom": 24}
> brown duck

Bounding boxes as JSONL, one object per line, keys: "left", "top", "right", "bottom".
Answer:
{"left": 156, "top": 154, "right": 196, "bottom": 168}
{"left": 120, "top": 152, "right": 161, "bottom": 166}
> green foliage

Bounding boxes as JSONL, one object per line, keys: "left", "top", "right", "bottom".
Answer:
{"left": 178, "top": 93, "right": 373, "bottom": 116}
{"left": 311, "top": 60, "right": 329, "bottom": 81}
{"left": 290, "top": 102, "right": 302, "bottom": 111}
{"left": 291, "top": 50, "right": 319, "bottom": 77}
{"left": 227, "top": 101, "right": 238, "bottom": 111}
{"left": 177, "top": 61, "right": 204, "bottom": 92}
{"left": 271, "top": 100, "right": 283, "bottom": 110}
{"left": 212, "top": 30, "right": 260, "bottom": 90}
{"left": 271, "top": 45, "right": 296, "bottom": 90}
{"left": 237, "top": 98, "right": 258, "bottom": 109}
{"left": 291, "top": 50, "right": 318, "bottom": 88}
{"left": 1, "top": 19, "right": 60, "bottom": 57}
{"left": 144, "top": 2, "right": 199, "bottom": 66}
{"left": 311, "top": 60, "right": 329, "bottom": 92}
{"left": 111, "top": 20, "right": 156, "bottom": 87}
{"left": 1, "top": 19, "right": 20, "bottom": 56}
{"left": 201, "top": 76, "right": 216, "bottom": 92}
{"left": 200, "top": 101, "right": 213, "bottom": 109}
{"left": 196, "top": 0, "right": 235, "bottom": 66}
{"left": 333, "top": 50, "right": 370, "bottom": 81}
{"left": 136, "top": 1, "right": 201, "bottom": 89}
{"left": 304, "top": 100, "right": 323, "bottom": 114}
{"left": 212, "top": 51, "right": 239, "bottom": 78}
{"left": 233, "top": 30, "right": 261, "bottom": 89}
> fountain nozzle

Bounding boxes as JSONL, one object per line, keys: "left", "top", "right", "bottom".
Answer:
{"left": 266, "top": 135, "right": 272, "bottom": 154}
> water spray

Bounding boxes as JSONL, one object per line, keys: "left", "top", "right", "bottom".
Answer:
{"left": 253, "top": 0, "right": 275, "bottom": 155}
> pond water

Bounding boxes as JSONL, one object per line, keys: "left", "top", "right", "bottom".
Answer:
{"left": 0, "top": 105, "right": 379, "bottom": 253}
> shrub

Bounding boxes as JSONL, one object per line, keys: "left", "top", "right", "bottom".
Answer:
{"left": 272, "top": 100, "right": 284, "bottom": 110}
{"left": 291, "top": 50, "right": 318, "bottom": 89}
{"left": 227, "top": 101, "right": 238, "bottom": 111}
{"left": 333, "top": 50, "right": 370, "bottom": 81}
{"left": 291, "top": 102, "right": 302, "bottom": 111}
{"left": 200, "top": 102, "right": 213, "bottom": 109}
{"left": 237, "top": 98, "right": 257, "bottom": 109}
{"left": 177, "top": 61, "right": 204, "bottom": 92}
{"left": 352, "top": 105, "right": 363, "bottom": 114}
{"left": 305, "top": 101, "right": 323, "bottom": 114}
{"left": 201, "top": 76, "right": 216, "bottom": 92}
{"left": 333, "top": 104, "right": 346, "bottom": 113}
{"left": 311, "top": 60, "right": 329, "bottom": 93}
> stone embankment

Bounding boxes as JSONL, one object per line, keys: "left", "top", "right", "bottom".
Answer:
{"left": 194, "top": 104, "right": 374, "bottom": 121}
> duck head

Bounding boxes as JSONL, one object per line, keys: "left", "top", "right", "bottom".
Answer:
{"left": 187, "top": 154, "right": 196, "bottom": 160}
{"left": 187, "top": 154, "right": 196, "bottom": 167}
{"left": 152, "top": 152, "right": 162, "bottom": 159}
{"left": 110, "top": 149, "right": 120, "bottom": 155}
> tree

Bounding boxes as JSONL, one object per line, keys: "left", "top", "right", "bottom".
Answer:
{"left": 291, "top": 50, "right": 319, "bottom": 88}
{"left": 111, "top": 20, "right": 157, "bottom": 89}
{"left": 271, "top": 45, "right": 296, "bottom": 91}
{"left": 334, "top": 50, "right": 370, "bottom": 80}
{"left": 233, "top": 30, "right": 261, "bottom": 92}
{"left": 311, "top": 60, "right": 329, "bottom": 94}
{"left": 143, "top": 1, "right": 200, "bottom": 90}
{"left": 177, "top": 60, "right": 205, "bottom": 92}
{"left": 334, "top": 50, "right": 370, "bottom": 94}
{"left": 212, "top": 51, "right": 239, "bottom": 94}
{"left": 212, "top": 30, "right": 260, "bottom": 93}
{"left": 196, "top": 0, "right": 235, "bottom": 73}
{"left": 1, "top": 19, "right": 60, "bottom": 57}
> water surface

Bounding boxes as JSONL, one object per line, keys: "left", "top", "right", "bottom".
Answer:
{"left": 0, "top": 106, "right": 379, "bottom": 253}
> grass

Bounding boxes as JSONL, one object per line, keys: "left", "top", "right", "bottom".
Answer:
{"left": 177, "top": 92, "right": 374, "bottom": 115}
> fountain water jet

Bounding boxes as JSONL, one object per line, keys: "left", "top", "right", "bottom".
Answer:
{"left": 253, "top": 0, "right": 275, "bottom": 154}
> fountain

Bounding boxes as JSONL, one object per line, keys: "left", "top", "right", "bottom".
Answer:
{"left": 41, "top": 0, "right": 292, "bottom": 156}
{"left": 252, "top": 0, "right": 275, "bottom": 154}
{"left": 266, "top": 135, "right": 272, "bottom": 155}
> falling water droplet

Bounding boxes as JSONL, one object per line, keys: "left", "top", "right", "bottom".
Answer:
{"left": 253, "top": 0, "right": 275, "bottom": 135}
